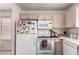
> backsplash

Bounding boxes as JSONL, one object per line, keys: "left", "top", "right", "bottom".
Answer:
{"left": 52, "top": 28, "right": 65, "bottom": 35}
{"left": 52, "top": 28, "right": 79, "bottom": 36}
{"left": 38, "top": 28, "right": 66, "bottom": 36}
{"left": 66, "top": 28, "right": 79, "bottom": 35}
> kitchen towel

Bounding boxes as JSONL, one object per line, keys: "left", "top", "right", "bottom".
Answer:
{"left": 41, "top": 39, "right": 48, "bottom": 48}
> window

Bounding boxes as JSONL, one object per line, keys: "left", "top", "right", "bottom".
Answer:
{"left": 0, "top": 16, "right": 12, "bottom": 40}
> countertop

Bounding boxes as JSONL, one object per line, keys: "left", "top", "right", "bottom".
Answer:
{"left": 37, "top": 36, "right": 79, "bottom": 46}
{"left": 59, "top": 36, "right": 79, "bottom": 46}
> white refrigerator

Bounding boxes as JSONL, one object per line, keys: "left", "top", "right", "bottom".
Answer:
{"left": 16, "top": 20, "right": 37, "bottom": 55}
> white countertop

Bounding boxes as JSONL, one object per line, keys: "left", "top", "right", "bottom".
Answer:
{"left": 37, "top": 36, "right": 79, "bottom": 46}
{"left": 59, "top": 36, "right": 79, "bottom": 46}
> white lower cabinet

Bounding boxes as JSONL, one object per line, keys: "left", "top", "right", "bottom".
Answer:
{"left": 63, "top": 40, "right": 77, "bottom": 55}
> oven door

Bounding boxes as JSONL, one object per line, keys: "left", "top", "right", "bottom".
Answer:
{"left": 37, "top": 38, "right": 54, "bottom": 54}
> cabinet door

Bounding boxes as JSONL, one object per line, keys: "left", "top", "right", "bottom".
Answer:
{"left": 53, "top": 14, "right": 65, "bottom": 28}
{"left": 45, "top": 15, "right": 53, "bottom": 21}
{"left": 63, "top": 40, "right": 77, "bottom": 55}
{"left": 29, "top": 15, "right": 38, "bottom": 19}
{"left": 66, "top": 12, "right": 71, "bottom": 27}
{"left": 38, "top": 15, "right": 46, "bottom": 21}
{"left": 38, "top": 15, "right": 53, "bottom": 21}
{"left": 66, "top": 11, "right": 74, "bottom": 27}
{"left": 20, "top": 14, "right": 38, "bottom": 20}
{"left": 66, "top": 8, "right": 76, "bottom": 28}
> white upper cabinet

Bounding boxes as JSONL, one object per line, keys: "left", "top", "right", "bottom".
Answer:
{"left": 45, "top": 15, "right": 53, "bottom": 21}
{"left": 76, "top": 6, "right": 79, "bottom": 27}
{"left": 38, "top": 15, "right": 46, "bottom": 21}
{"left": 28, "top": 15, "right": 38, "bottom": 19}
{"left": 53, "top": 13, "right": 65, "bottom": 28}
{"left": 65, "top": 5, "right": 79, "bottom": 28}
{"left": 38, "top": 14, "right": 53, "bottom": 21}
{"left": 20, "top": 14, "right": 38, "bottom": 20}
{"left": 20, "top": 11, "right": 65, "bottom": 28}
{"left": 66, "top": 6, "right": 76, "bottom": 28}
{"left": 38, "top": 14, "right": 65, "bottom": 28}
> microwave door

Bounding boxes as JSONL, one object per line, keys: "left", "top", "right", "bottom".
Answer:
{"left": 38, "top": 21, "right": 52, "bottom": 29}
{"left": 38, "top": 24, "right": 48, "bottom": 29}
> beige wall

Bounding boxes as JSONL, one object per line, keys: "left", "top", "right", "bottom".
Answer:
{"left": 0, "top": 40, "right": 12, "bottom": 50}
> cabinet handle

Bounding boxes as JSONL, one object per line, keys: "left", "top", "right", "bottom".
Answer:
{"left": 64, "top": 42, "right": 74, "bottom": 48}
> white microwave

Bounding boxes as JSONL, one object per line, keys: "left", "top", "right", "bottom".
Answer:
{"left": 38, "top": 21, "right": 52, "bottom": 29}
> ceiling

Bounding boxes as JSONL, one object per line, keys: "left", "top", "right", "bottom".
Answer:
{"left": 0, "top": 3, "right": 12, "bottom": 10}
{"left": 17, "top": 3, "right": 74, "bottom": 10}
